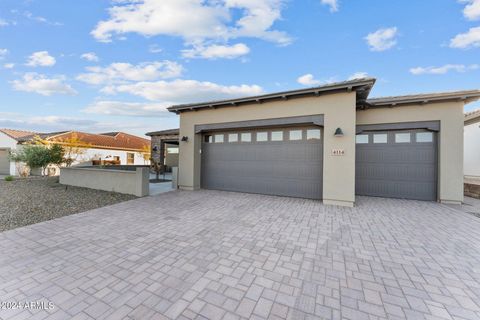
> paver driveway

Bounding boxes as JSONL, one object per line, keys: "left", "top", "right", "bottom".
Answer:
{"left": 1, "top": 191, "right": 480, "bottom": 320}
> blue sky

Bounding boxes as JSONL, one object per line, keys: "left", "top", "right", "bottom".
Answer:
{"left": 0, "top": 0, "right": 479, "bottom": 137}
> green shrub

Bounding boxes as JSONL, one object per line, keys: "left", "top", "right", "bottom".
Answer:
{"left": 4, "top": 176, "right": 14, "bottom": 182}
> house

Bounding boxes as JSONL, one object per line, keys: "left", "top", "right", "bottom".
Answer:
{"left": 464, "top": 110, "right": 480, "bottom": 178}
{"left": 0, "top": 129, "right": 150, "bottom": 176}
{"left": 157, "top": 78, "right": 480, "bottom": 207}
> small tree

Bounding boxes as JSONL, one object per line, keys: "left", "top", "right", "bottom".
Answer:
{"left": 137, "top": 145, "right": 151, "bottom": 165}
{"left": 10, "top": 144, "right": 64, "bottom": 176}
{"left": 51, "top": 133, "right": 91, "bottom": 167}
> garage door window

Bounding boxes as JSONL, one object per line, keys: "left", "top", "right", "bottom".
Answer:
{"left": 395, "top": 133, "right": 411, "bottom": 143}
{"left": 205, "top": 135, "right": 213, "bottom": 143}
{"left": 373, "top": 134, "right": 388, "bottom": 144}
{"left": 307, "top": 129, "right": 321, "bottom": 140}
{"left": 241, "top": 133, "right": 251, "bottom": 142}
{"left": 214, "top": 134, "right": 224, "bottom": 143}
{"left": 289, "top": 130, "right": 303, "bottom": 141}
{"left": 416, "top": 132, "right": 433, "bottom": 143}
{"left": 356, "top": 134, "right": 369, "bottom": 144}
{"left": 228, "top": 133, "right": 238, "bottom": 142}
{"left": 256, "top": 132, "right": 268, "bottom": 142}
{"left": 271, "top": 131, "right": 283, "bottom": 141}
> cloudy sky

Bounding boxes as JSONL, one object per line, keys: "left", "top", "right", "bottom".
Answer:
{"left": 0, "top": 0, "right": 479, "bottom": 137}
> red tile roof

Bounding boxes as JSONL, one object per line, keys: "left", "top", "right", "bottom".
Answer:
{"left": 47, "top": 131, "right": 150, "bottom": 152}
{"left": 0, "top": 129, "right": 150, "bottom": 152}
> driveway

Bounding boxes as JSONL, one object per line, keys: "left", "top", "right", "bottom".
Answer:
{"left": 1, "top": 191, "right": 480, "bottom": 320}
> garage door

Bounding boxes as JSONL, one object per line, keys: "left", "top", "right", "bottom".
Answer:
{"left": 201, "top": 127, "right": 323, "bottom": 199}
{"left": 0, "top": 149, "right": 10, "bottom": 175}
{"left": 355, "top": 129, "right": 437, "bottom": 201}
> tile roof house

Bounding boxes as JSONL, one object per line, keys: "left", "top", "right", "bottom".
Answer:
{"left": 0, "top": 130, "right": 151, "bottom": 176}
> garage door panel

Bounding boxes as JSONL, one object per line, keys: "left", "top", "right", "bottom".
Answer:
{"left": 356, "top": 129, "right": 437, "bottom": 201}
{"left": 202, "top": 128, "right": 323, "bottom": 200}
{"left": 0, "top": 150, "right": 10, "bottom": 175}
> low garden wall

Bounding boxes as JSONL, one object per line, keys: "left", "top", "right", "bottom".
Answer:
{"left": 60, "top": 166, "right": 149, "bottom": 197}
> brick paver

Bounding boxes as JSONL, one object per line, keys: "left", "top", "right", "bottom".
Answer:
{"left": 1, "top": 191, "right": 480, "bottom": 319}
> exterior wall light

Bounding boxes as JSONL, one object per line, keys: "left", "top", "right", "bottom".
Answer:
{"left": 334, "top": 128, "right": 344, "bottom": 137}
{"left": 152, "top": 146, "right": 158, "bottom": 152}
{"left": 181, "top": 136, "right": 189, "bottom": 142}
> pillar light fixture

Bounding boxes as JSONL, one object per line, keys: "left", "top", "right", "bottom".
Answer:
{"left": 334, "top": 128, "right": 344, "bottom": 137}
{"left": 181, "top": 136, "right": 189, "bottom": 142}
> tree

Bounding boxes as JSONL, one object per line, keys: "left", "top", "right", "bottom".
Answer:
{"left": 10, "top": 144, "right": 64, "bottom": 176}
{"left": 137, "top": 145, "right": 151, "bottom": 165}
{"left": 45, "top": 133, "right": 91, "bottom": 167}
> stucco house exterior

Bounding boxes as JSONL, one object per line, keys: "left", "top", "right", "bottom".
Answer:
{"left": 464, "top": 110, "right": 480, "bottom": 178}
{"left": 162, "top": 78, "right": 480, "bottom": 207}
{"left": 0, "top": 129, "right": 150, "bottom": 176}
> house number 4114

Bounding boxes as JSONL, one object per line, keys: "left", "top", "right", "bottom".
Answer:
{"left": 332, "top": 149, "right": 345, "bottom": 156}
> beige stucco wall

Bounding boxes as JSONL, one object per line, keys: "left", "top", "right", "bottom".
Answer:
{"left": 356, "top": 101, "right": 465, "bottom": 204}
{"left": 178, "top": 92, "right": 358, "bottom": 206}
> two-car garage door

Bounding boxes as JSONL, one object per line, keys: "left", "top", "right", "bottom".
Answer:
{"left": 201, "top": 127, "right": 323, "bottom": 200}
{"left": 355, "top": 129, "right": 438, "bottom": 201}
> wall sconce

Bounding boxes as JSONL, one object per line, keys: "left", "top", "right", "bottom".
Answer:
{"left": 152, "top": 146, "right": 158, "bottom": 152}
{"left": 334, "top": 128, "right": 344, "bottom": 137}
{"left": 181, "top": 136, "right": 189, "bottom": 142}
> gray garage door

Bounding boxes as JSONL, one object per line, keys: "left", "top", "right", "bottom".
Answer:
{"left": 356, "top": 129, "right": 437, "bottom": 201}
{"left": 0, "top": 149, "right": 10, "bottom": 175}
{"left": 201, "top": 127, "right": 323, "bottom": 199}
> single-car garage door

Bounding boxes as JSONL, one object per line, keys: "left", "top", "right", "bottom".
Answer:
{"left": 356, "top": 129, "right": 437, "bottom": 201}
{"left": 201, "top": 127, "right": 323, "bottom": 199}
{"left": 0, "top": 149, "right": 10, "bottom": 175}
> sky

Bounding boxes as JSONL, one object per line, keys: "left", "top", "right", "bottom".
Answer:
{"left": 0, "top": 0, "right": 479, "bottom": 137}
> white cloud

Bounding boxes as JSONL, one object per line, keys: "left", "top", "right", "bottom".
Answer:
{"left": 365, "top": 27, "right": 398, "bottom": 52}
{"left": 11, "top": 73, "right": 77, "bottom": 96}
{"left": 26, "top": 51, "right": 56, "bottom": 67}
{"left": 91, "top": 0, "right": 291, "bottom": 47}
{"left": 23, "top": 11, "right": 62, "bottom": 26}
{"left": 103, "top": 79, "right": 263, "bottom": 102}
{"left": 77, "top": 61, "right": 183, "bottom": 85}
{"left": 0, "top": 19, "right": 8, "bottom": 27}
{"left": 80, "top": 52, "right": 99, "bottom": 62}
{"left": 321, "top": 0, "right": 339, "bottom": 12}
{"left": 348, "top": 72, "right": 369, "bottom": 80}
{"left": 410, "top": 64, "right": 479, "bottom": 75}
{"left": 461, "top": 0, "right": 480, "bottom": 20}
{"left": 149, "top": 44, "right": 163, "bottom": 53}
{"left": 3, "top": 63, "right": 14, "bottom": 69}
{"left": 83, "top": 100, "right": 171, "bottom": 116}
{"left": 0, "top": 49, "right": 8, "bottom": 59}
{"left": 182, "top": 43, "right": 250, "bottom": 59}
{"left": 297, "top": 74, "right": 322, "bottom": 86}
{"left": 450, "top": 26, "right": 480, "bottom": 49}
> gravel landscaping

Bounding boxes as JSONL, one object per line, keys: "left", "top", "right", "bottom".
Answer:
{"left": 0, "top": 177, "right": 136, "bottom": 232}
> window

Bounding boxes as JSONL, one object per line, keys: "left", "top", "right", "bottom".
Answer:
{"left": 289, "top": 130, "right": 303, "bottom": 141}
{"left": 228, "top": 133, "right": 238, "bottom": 142}
{"left": 395, "top": 133, "right": 411, "bottom": 143}
{"left": 416, "top": 132, "right": 433, "bottom": 143}
{"left": 167, "top": 147, "right": 179, "bottom": 154}
{"left": 271, "top": 131, "right": 283, "bottom": 141}
{"left": 241, "top": 133, "right": 251, "bottom": 142}
{"left": 356, "top": 134, "right": 369, "bottom": 144}
{"left": 214, "top": 134, "right": 224, "bottom": 143}
{"left": 113, "top": 156, "right": 120, "bottom": 161}
{"left": 204, "top": 135, "right": 213, "bottom": 143}
{"left": 127, "top": 153, "right": 134, "bottom": 165}
{"left": 256, "top": 132, "right": 268, "bottom": 142}
{"left": 307, "top": 129, "right": 321, "bottom": 140}
{"left": 373, "top": 134, "right": 388, "bottom": 144}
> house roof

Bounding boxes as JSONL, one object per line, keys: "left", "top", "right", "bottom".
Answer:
{"left": 366, "top": 90, "right": 480, "bottom": 108}
{"left": 0, "top": 129, "right": 150, "bottom": 152}
{"left": 145, "top": 129, "right": 180, "bottom": 137}
{"left": 465, "top": 109, "right": 480, "bottom": 125}
{"left": 167, "top": 78, "right": 377, "bottom": 113}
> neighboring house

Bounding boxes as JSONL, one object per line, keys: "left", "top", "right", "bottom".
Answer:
{"left": 146, "top": 129, "right": 179, "bottom": 171}
{"left": 0, "top": 129, "right": 150, "bottom": 176}
{"left": 464, "top": 110, "right": 480, "bottom": 178}
{"left": 159, "top": 77, "right": 480, "bottom": 207}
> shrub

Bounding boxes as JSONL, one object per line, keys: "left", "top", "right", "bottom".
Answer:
{"left": 4, "top": 176, "right": 14, "bottom": 182}
{"left": 9, "top": 144, "right": 65, "bottom": 176}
